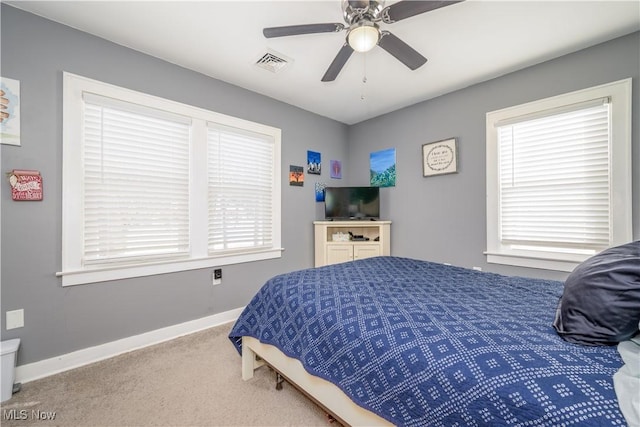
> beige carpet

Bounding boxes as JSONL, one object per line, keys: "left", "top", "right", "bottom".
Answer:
{"left": 0, "top": 322, "right": 333, "bottom": 426}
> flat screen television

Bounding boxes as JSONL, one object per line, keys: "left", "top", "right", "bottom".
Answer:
{"left": 324, "top": 186, "right": 380, "bottom": 220}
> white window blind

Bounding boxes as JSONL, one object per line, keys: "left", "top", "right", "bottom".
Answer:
{"left": 82, "top": 94, "right": 191, "bottom": 264}
{"left": 207, "top": 124, "right": 275, "bottom": 254}
{"left": 62, "top": 73, "right": 281, "bottom": 285}
{"left": 496, "top": 100, "right": 610, "bottom": 251}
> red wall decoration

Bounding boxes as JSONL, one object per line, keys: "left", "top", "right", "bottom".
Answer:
{"left": 8, "top": 169, "right": 43, "bottom": 201}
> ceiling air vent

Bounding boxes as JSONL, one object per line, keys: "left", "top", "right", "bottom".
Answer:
{"left": 255, "top": 50, "right": 292, "bottom": 73}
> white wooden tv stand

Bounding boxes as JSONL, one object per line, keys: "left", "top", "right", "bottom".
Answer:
{"left": 313, "top": 220, "right": 391, "bottom": 267}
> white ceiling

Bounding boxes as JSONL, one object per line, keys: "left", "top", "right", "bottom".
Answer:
{"left": 8, "top": 0, "right": 640, "bottom": 124}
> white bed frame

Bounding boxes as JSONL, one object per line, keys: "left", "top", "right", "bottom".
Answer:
{"left": 241, "top": 336, "right": 392, "bottom": 426}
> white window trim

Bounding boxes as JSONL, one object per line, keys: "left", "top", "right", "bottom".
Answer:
{"left": 60, "top": 72, "right": 282, "bottom": 286}
{"left": 485, "top": 79, "right": 632, "bottom": 272}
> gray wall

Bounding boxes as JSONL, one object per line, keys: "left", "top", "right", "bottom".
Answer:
{"left": 1, "top": 4, "right": 638, "bottom": 368}
{"left": 0, "top": 5, "right": 348, "bottom": 365}
{"left": 348, "top": 32, "right": 640, "bottom": 281}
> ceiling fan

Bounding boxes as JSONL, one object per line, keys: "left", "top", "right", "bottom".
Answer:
{"left": 263, "top": 0, "right": 463, "bottom": 82}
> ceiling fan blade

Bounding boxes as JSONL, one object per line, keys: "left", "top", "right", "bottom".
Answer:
{"left": 381, "top": 1, "right": 464, "bottom": 24}
{"left": 377, "top": 31, "right": 427, "bottom": 70}
{"left": 263, "top": 23, "right": 345, "bottom": 38}
{"left": 321, "top": 43, "right": 354, "bottom": 82}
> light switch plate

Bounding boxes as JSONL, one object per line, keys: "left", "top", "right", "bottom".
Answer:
{"left": 6, "top": 309, "right": 24, "bottom": 330}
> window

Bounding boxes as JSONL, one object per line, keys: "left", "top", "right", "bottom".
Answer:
{"left": 61, "top": 73, "right": 282, "bottom": 286}
{"left": 486, "top": 79, "right": 632, "bottom": 272}
{"left": 207, "top": 125, "right": 275, "bottom": 254}
{"left": 82, "top": 94, "right": 191, "bottom": 265}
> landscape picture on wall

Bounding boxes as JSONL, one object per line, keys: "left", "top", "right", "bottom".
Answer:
{"left": 370, "top": 148, "right": 396, "bottom": 187}
{"left": 289, "top": 165, "right": 304, "bottom": 186}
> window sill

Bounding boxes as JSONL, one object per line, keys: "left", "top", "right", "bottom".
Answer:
{"left": 57, "top": 248, "right": 284, "bottom": 286}
{"left": 484, "top": 251, "right": 583, "bottom": 272}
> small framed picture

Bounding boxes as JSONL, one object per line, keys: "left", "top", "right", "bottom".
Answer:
{"left": 307, "top": 150, "right": 321, "bottom": 175}
{"left": 289, "top": 165, "right": 304, "bottom": 186}
{"left": 330, "top": 160, "right": 342, "bottom": 179}
{"left": 422, "top": 138, "right": 458, "bottom": 177}
{"left": 315, "top": 182, "right": 326, "bottom": 202}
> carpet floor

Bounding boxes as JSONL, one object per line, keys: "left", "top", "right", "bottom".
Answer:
{"left": 1, "top": 322, "right": 332, "bottom": 426}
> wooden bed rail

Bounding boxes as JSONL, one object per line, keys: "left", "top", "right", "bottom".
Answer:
{"left": 241, "top": 336, "right": 391, "bottom": 427}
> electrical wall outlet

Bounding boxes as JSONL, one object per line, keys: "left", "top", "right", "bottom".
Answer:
{"left": 212, "top": 268, "right": 222, "bottom": 286}
{"left": 6, "top": 309, "right": 24, "bottom": 330}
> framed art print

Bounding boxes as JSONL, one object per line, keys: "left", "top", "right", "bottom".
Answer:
{"left": 289, "top": 165, "right": 304, "bottom": 186}
{"left": 307, "top": 150, "right": 321, "bottom": 175}
{"left": 1, "top": 77, "right": 20, "bottom": 146}
{"left": 315, "top": 182, "right": 326, "bottom": 202}
{"left": 422, "top": 138, "right": 458, "bottom": 177}
{"left": 370, "top": 148, "right": 396, "bottom": 187}
{"left": 330, "top": 160, "right": 342, "bottom": 179}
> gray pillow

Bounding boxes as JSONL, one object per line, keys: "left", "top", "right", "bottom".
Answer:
{"left": 553, "top": 241, "right": 640, "bottom": 346}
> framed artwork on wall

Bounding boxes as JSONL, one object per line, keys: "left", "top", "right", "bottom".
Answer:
{"left": 307, "top": 150, "right": 321, "bottom": 175}
{"left": 330, "top": 160, "right": 342, "bottom": 179}
{"left": 289, "top": 165, "right": 304, "bottom": 186}
{"left": 315, "top": 182, "right": 326, "bottom": 202}
{"left": 422, "top": 138, "right": 458, "bottom": 177}
{"left": 1, "top": 77, "right": 21, "bottom": 146}
{"left": 370, "top": 148, "right": 396, "bottom": 187}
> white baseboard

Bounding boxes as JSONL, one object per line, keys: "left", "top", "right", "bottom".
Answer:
{"left": 15, "top": 307, "right": 245, "bottom": 384}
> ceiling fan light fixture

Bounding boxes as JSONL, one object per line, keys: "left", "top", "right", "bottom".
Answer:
{"left": 348, "top": 22, "right": 380, "bottom": 53}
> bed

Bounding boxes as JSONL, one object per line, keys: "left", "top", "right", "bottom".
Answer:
{"left": 229, "top": 256, "right": 627, "bottom": 426}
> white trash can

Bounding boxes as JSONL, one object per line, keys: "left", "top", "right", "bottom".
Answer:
{"left": 1, "top": 339, "right": 20, "bottom": 402}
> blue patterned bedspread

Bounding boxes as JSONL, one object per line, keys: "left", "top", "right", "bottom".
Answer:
{"left": 229, "top": 256, "right": 625, "bottom": 426}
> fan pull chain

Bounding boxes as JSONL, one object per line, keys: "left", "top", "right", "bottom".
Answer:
{"left": 361, "top": 76, "right": 367, "bottom": 101}
{"left": 361, "top": 54, "right": 367, "bottom": 101}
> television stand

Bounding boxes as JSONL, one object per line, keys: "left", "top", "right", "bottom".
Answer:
{"left": 313, "top": 220, "right": 391, "bottom": 267}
